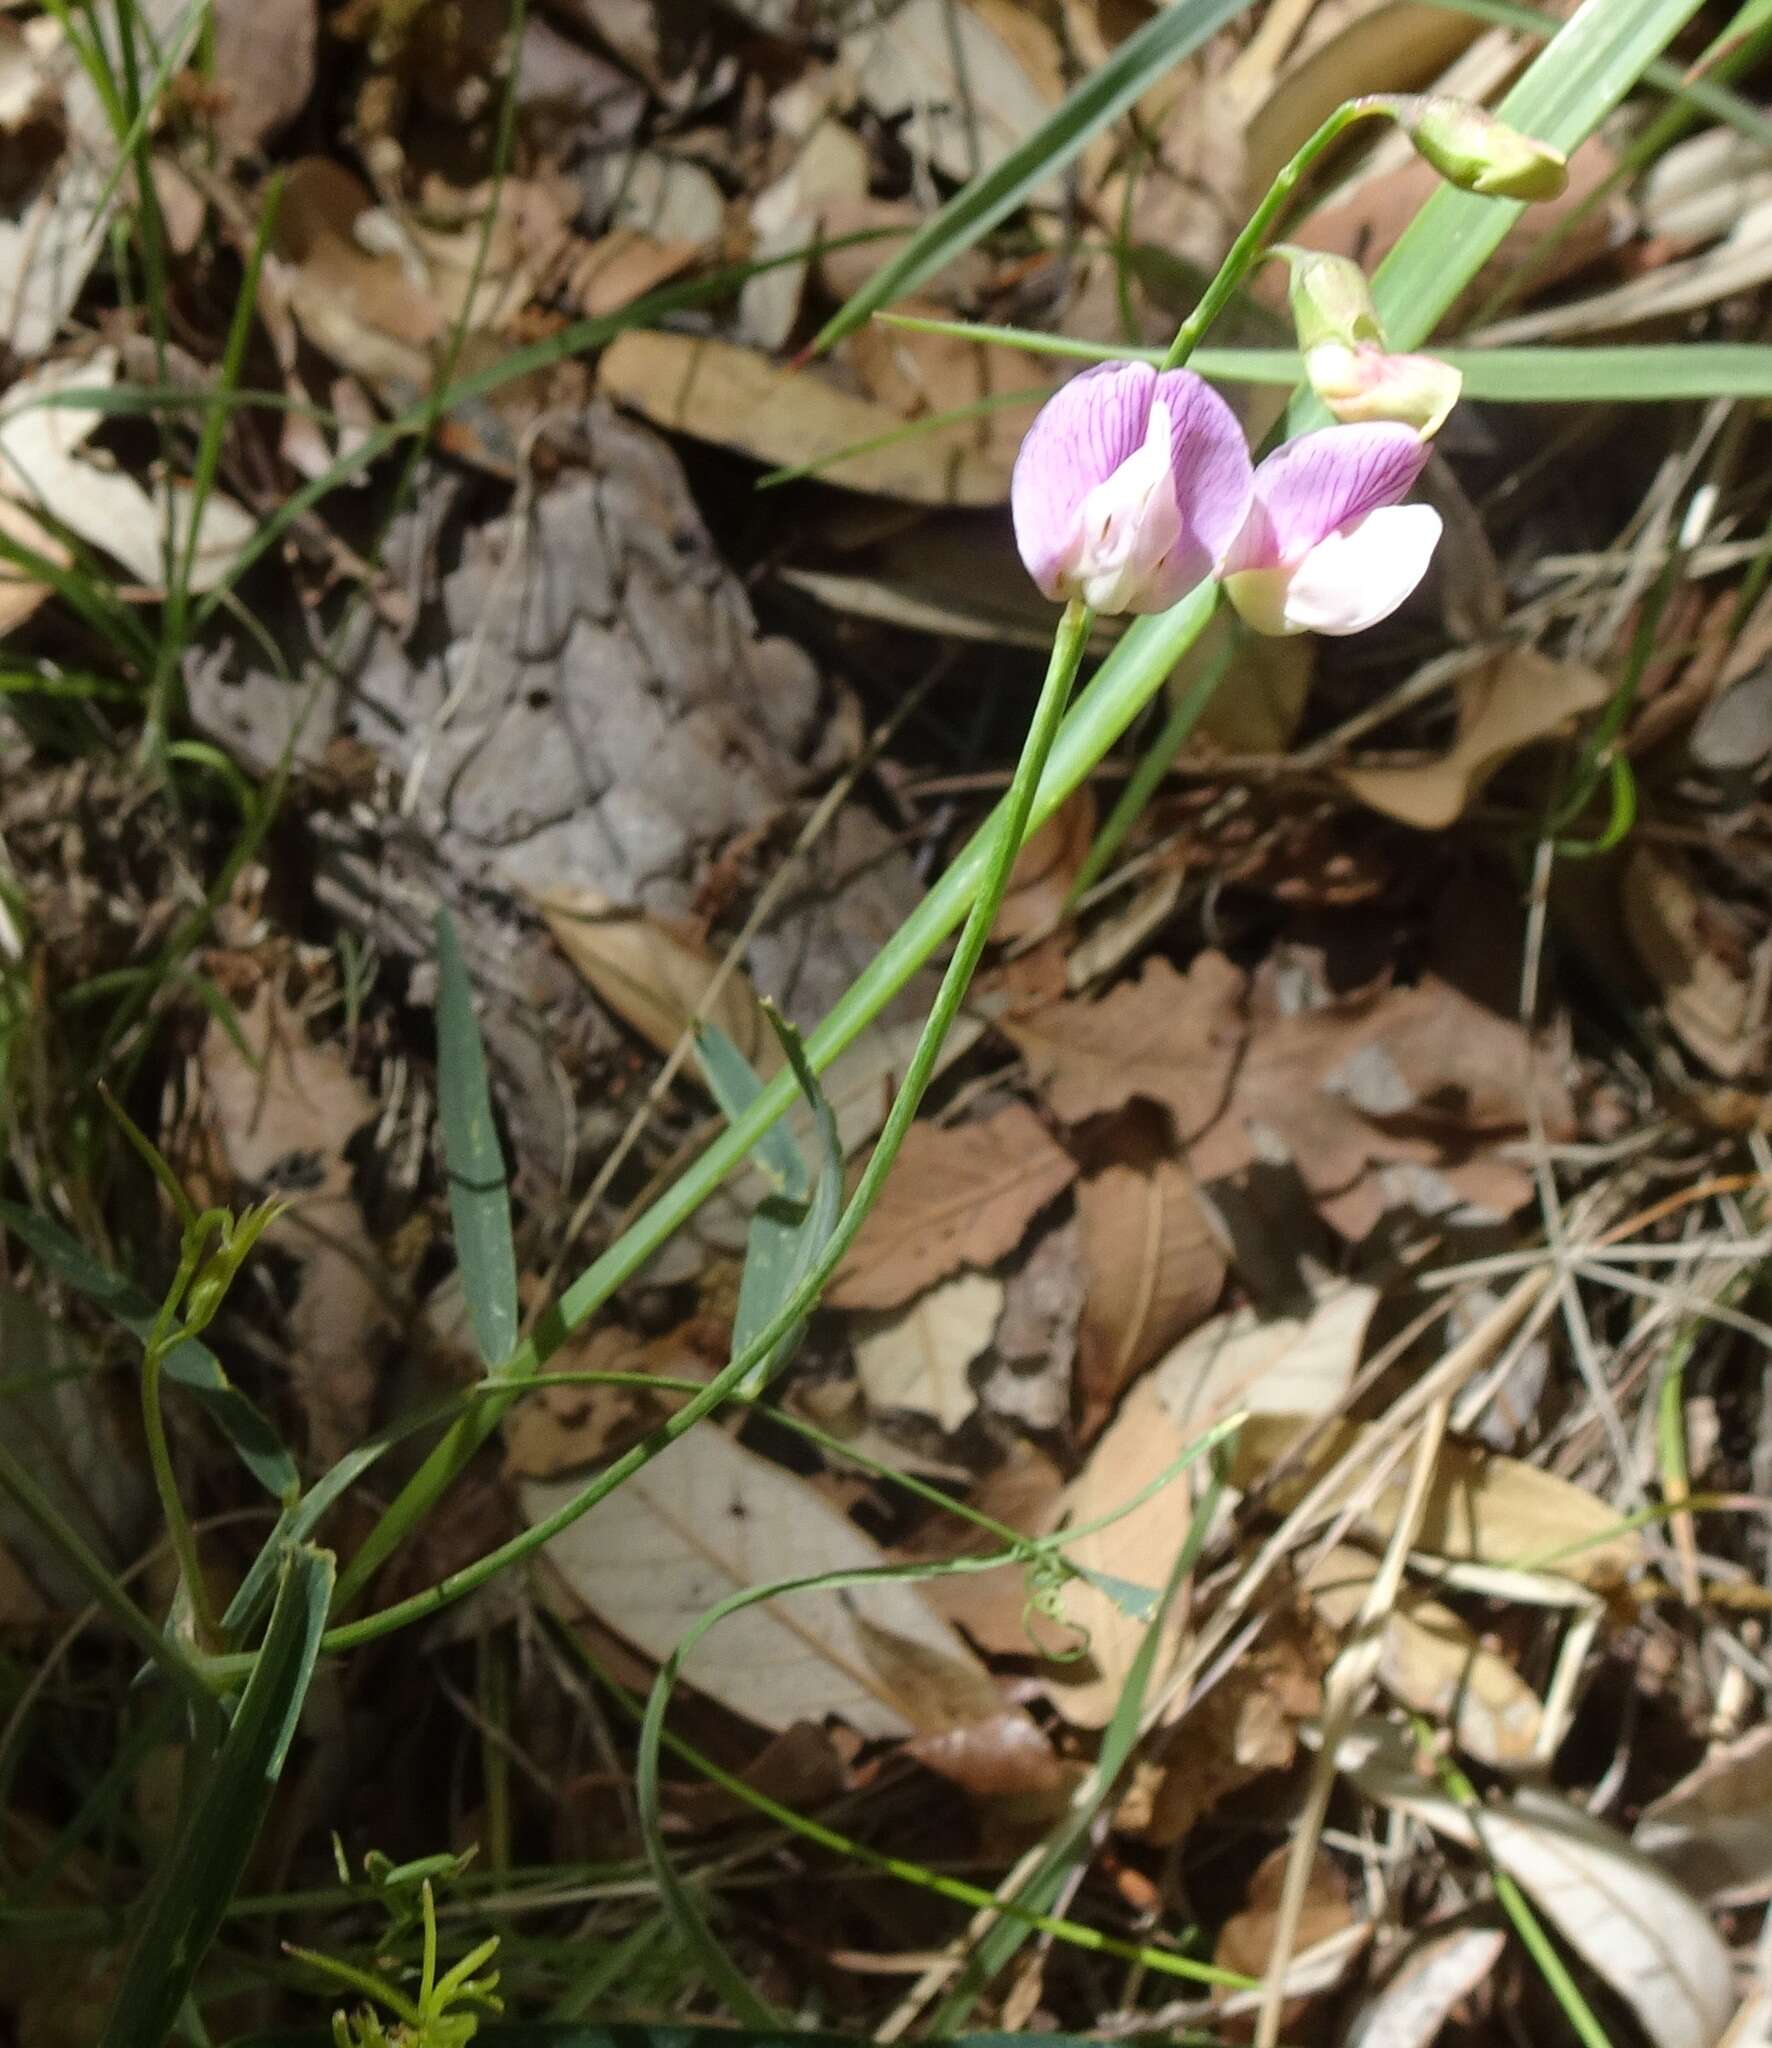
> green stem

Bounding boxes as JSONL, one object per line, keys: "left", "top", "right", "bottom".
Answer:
{"left": 319, "top": 601, "right": 1089, "bottom": 1656}
{"left": 1160, "top": 97, "right": 1399, "bottom": 370}
{"left": 331, "top": 586, "right": 1219, "bottom": 1616}
{"left": 0, "top": 1432, "right": 218, "bottom": 1720}
{"left": 141, "top": 1337, "right": 219, "bottom": 1651}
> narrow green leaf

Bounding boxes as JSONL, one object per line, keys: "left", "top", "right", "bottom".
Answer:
{"left": 0, "top": 1200, "right": 297, "bottom": 1499}
{"left": 226, "top": 2028, "right": 1150, "bottom": 2048}
{"left": 694, "top": 1024, "right": 805, "bottom": 1198}
{"left": 808, "top": 0, "right": 1257, "bottom": 354}
{"left": 100, "top": 1542, "right": 333, "bottom": 2048}
{"left": 435, "top": 911, "right": 519, "bottom": 1370}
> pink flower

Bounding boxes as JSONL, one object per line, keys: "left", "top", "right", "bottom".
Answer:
{"left": 1220, "top": 422, "right": 1441, "bottom": 637}
{"left": 1011, "top": 362, "right": 1252, "bottom": 615}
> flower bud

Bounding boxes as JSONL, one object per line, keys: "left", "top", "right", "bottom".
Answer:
{"left": 1305, "top": 340, "right": 1463, "bottom": 439}
{"left": 1281, "top": 248, "right": 1385, "bottom": 356}
{"left": 1402, "top": 97, "right": 1568, "bottom": 201}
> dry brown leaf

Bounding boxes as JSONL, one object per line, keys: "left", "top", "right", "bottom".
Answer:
{"left": 1338, "top": 648, "right": 1611, "bottom": 830}
{"left": 1050, "top": 1284, "right": 1374, "bottom": 1729}
{"left": 740, "top": 117, "right": 870, "bottom": 351}
{"left": 608, "top": 149, "right": 724, "bottom": 244}
{"left": 571, "top": 228, "right": 700, "bottom": 317}
{"left": 907, "top": 1707, "right": 1070, "bottom": 1819}
{"left": 1215, "top": 1842, "right": 1354, "bottom": 1981}
{"left": 847, "top": 302, "right": 1051, "bottom": 473}
{"left": 1305, "top": 1545, "right": 1543, "bottom": 1769}
{"left": 199, "top": 983, "right": 392, "bottom": 1463}
{"left": 1234, "top": 1419, "right": 1645, "bottom": 1587}
{"left": 600, "top": 331, "right": 1016, "bottom": 504}
{"left": 1005, "top": 953, "right": 1246, "bottom": 1138}
{"left": 1074, "top": 1111, "right": 1225, "bottom": 1439}
{"left": 273, "top": 158, "right": 440, "bottom": 391}
{"left": 209, "top": 0, "right": 316, "bottom": 158}
{"left": 1189, "top": 970, "right": 1568, "bottom": 1240}
{"left": 1636, "top": 1723, "right": 1772, "bottom": 1904}
{"left": 535, "top": 883, "right": 778, "bottom": 1078}
{"left": 851, "top": 1270, "right": 1003, "bottom": 1433}
{"left": 1351, "top": 1728, "right": 1733, "bottom": 2048}
{"left": 523, "top": 1418, "right": 996, "bottom": 1737}
{"left": 500, "top": 1321, "right": 713, "bottom": 1479}
{"left": 831, "top": 1102, "right": 1076, "bottom": 1311}
{"left": 1620, "top": 844, "right": 1769, "bottom": 1078}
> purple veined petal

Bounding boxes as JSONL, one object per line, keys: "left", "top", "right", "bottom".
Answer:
{"left": 1011, "top": 362, "right": 1158, "bottom": 600}
{"left": 1228, "top": 421, "right": 1431, "bottom": 573}
{"left": 1147, "top": 369, "right": 1254, "bottom": 600}
{"left": 1279, "top": 503, "right": 1443, "bottom": 634}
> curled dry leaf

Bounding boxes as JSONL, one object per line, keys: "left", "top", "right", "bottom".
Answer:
{"left": 1214, "top": 1842, "right": 1354, "bottom": 1983}
{"left": 1005, "top": 953, "right": 1246, "bottom": 1138}
{"left": 571, "top": 228, "right": 701, "bottom": 318}
{"left": 524, "top": 1418, "right": 997, "bottom": 1738}
{"left": 1345, "top": 1925, "right": 1507, "bottom": 2048}
{"left": 1233, "top": 1418, "right": 1645, "bottom": 1588}
{"left": 598, "top": 331, "right": 1018, "bottom": 505}
{"left": 1305, "top": 1544, "right": 1543, "bottom": 1769}
{"left": 830, "top": 1102, "right": 1076, "bottom": 1312}
{"left": 1621, "top": 844, "right": 1770, "bottom": 1078}
{"left": 1049, "top": 1283, "right": 1375, "bottom": 1729}
{"left": 0, "top": 351, "right": 255, "bottom": 608}
{"left": 1074, "top": 1109, "right": 1226, "bottom": 1440}
{"left": 534, "top": 883, "right": 778, "bottom": 1078}
{"left": 199, "top": 983, "right": 393, "bottom": 1465}
{"left": 1338, "top": 648, "right": 1611, "bottom": 830}
{"left": 1636, "top": 1722, "right": 1772, "bottom": 1904}
{"left": 1349, "top": 1726, "right": 1734, "bottom": 2048}
{"left": 851, "top": 1270, "right": 1003, "bottom": 1434}
{"left": 907, "top": 1707, "right": 1071, "bottom": 1820}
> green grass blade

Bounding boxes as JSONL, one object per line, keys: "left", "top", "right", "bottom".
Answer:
{"left": 693, "top": 1023, "right": 806, "bottom": 1197}
{"left": 99, "top": 1542, "right": 333, "bottom": 2048}
{"left": 808, "top": 0, "right": 1257, "bottom": 355}
{"left": 435, "top": 910, "right": 519, "bottom": 1371}
{"left": 0, "top": 1200, "right": 298, "bottom": 1499}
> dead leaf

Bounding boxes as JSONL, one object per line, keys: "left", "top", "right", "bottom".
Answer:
{"left": 522, "top": 1421, "right": 996, "bottom": 1737}
{"left": 535, "top": 883, "right": 778, "bottom": 1077}
{"left": 1338, "top": 648, "right": 1611, "bottom": 830}
{"left": 1050, "top": 1283, "right": 1374, "bottom": 1728}
{"left": 816, "top": 193, "right": 991, "bottom": 307}
{"left": 907, "top": 1707, "right": 1070, "bottom": 1818}
{"left": 1189, "top": 969, "right": 1569, "bottom": 1240}
{"left": 851, "top": 1270, "right": 1003, "bottom": 1433}
{"left": 841, "top": 0, "right": 1059, "bottom": 189}
{"left": 1074, "top": 1111, "right": 1226, "bottom": 1439}
{"left": 848, "top": 301, "right": 1052, "bottom": 475}
{"left": 209, "top": 0, "right": 317, "bottom": 158}
{"left": 0, "top": 351, "right": 256, "bottom": 598}
{"left": 667, "top": 1719, "right": 851, "bottom": 1832}
{"left": 273, "top": 157, "right": 439, "bottom": 391}
{"left": 1233, "top": 1419, "right": 1645, "bottom": 1587}
{"left": 1351, "top": 1727, "right": 1734, "bottom": 2048}
{"left": 571, "top": 228, "right": 701, "bottom": 317}
{"left": 740, "top": 118, "right": 871, "bottom": 351}
{"left": 1621, "top": 844, "right": 1769, "bottom": 1078}
{"left": 599, "top": 331, "right": 1019, "bottom": 504}
{"left": 1345, "top": 1926, "right": 1507, "bottom": 2048}
{"left": 1636, "top": 1723, "right": 1772, "bottom": 1904}
{"left": 1305, "top": 1545, "right": 1543, "bottom": 1769}
{"left": 831, "top": 1102, "right": 1076, "bottom": 1311}
{"left": 1005, "top": 953, "right": 1246, "bottom": 1138}
{"left": 1215, "top": 1842, "right": 1354, "bottom": 1980}
{"left": 500, "top": 1321, "right": 712, "bottom": 1479}
{"left": 609, "top": 149, "right": 725, "bottom": 245}
{"left": 983, "top": 1217, "right": 1083, "bottom": 1434}
{"left": 1181, "top": 609, "right": 1317, "bottom": 755}
{"left": 992, "top": 790, "right": 1096, "bottom": 944}
{"left": 199, "top": 982, "right": 393, "bottom": 1463}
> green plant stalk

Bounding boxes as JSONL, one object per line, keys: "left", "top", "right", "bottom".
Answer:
{"left": 140, "top": 1332, "right": 220, "bottom": 1649}
{"left": 332, "top": 590, "right": 1209, "bottom": 1615}
{"left": 1068, "top": 636, "right": 1234, "bottom": 906}
{"left": 323, "top": 601, "right": 1087, "bottom": 1647}
{"left": 1159, "top": 97, "right": 1398, "bottom": 370}
{"left": 0, "top": 1431, "right": 217, "bottom": 1718}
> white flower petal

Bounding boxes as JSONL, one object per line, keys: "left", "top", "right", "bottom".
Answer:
{"left": 1280, "top": 503, "right": 1442, "bottom": 636}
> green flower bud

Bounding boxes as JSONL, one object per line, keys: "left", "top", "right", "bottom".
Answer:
{"left": 1403, "top": 97, "right": 1568, "bottom": 200}
{"left": 1281, "top": 248, "right": 1386, "bottom": 355}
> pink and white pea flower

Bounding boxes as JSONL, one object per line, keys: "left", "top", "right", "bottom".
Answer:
{"left": 1219, "top": 422, "right": 1441, "bottom": 637}
{"left": 1010, "top": 362, "right": 1252, "bottom": 616}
